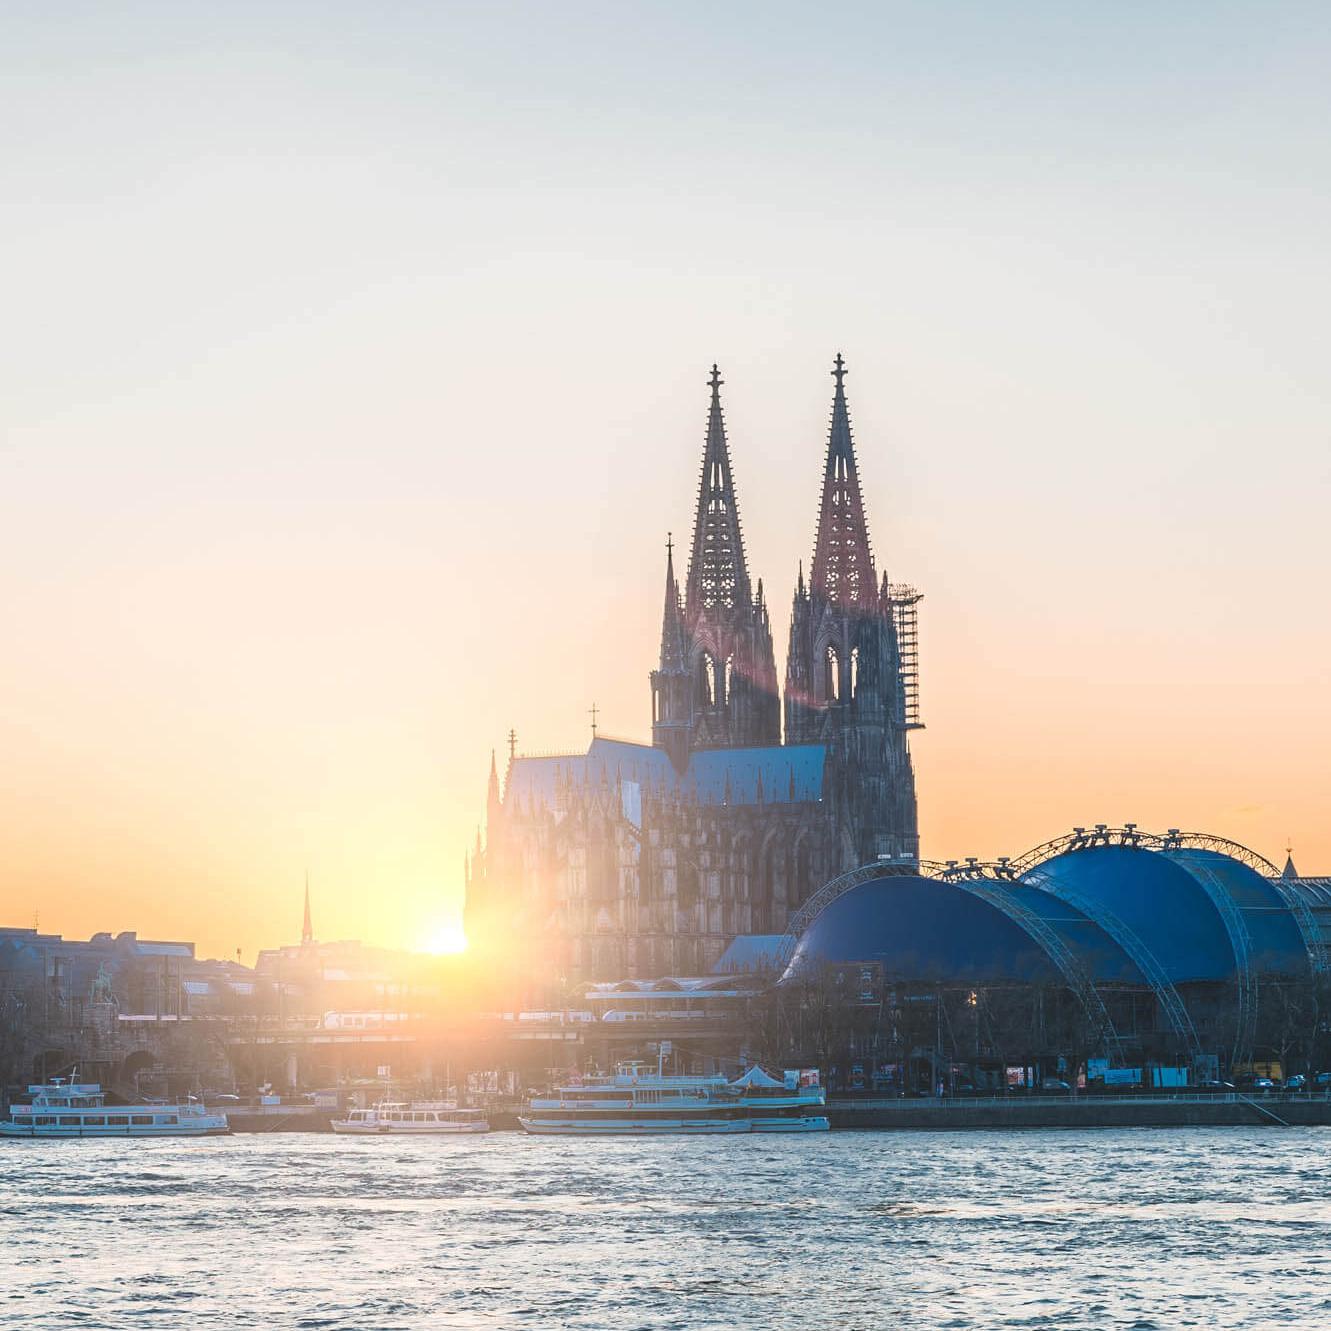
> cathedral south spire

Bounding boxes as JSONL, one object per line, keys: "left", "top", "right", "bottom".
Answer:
{"left": 685, "top": 365, "right": 752, "bottom": 616}
{"left": 669, "top": 365, "right": 779, "bottom": 752}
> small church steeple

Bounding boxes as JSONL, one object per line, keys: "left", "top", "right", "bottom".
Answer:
{"left": 487, "top": 749, "right": 502, "bottom": 823}
{"left": 301, "top": 873, "right": 314, "bottom": 946}
{"left": 651, "top": 532, "right": 693, "bottom": 770}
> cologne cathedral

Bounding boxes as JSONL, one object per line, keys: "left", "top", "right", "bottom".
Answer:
{"left": 465, "top": 357, "right": 922, "bottom": 994}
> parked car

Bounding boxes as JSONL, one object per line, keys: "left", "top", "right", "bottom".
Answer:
{"left": 1041, "top": 1079, "right": 1072, "bottom": 1093}
{"left": 1243, "top": 1076, "right": 1276, "bottom": 1093}
{"left": 1197, "top": 1079, "right": 1235, "bottom": 1092}
{"left": 1314, "top": 1072, "right": 1331, "bottom": 1089}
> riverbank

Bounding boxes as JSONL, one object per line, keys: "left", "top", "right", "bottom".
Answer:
{"left": 827, "top": 1091, "right": 1331, "bottom": 1129}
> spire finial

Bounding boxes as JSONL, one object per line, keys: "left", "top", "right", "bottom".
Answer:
{"left": 588, "top": 702, "right": 599, "bottom": 739}
{"left": 507, "top": 728, "right": 518, "bottom": 762}
{"left": 666, "top": 530, "right": 673, "bottom": 561}
{"left": 709, "top": 363, "right": 723, "bottom": 395}
{"left": 832, "top": 352, "right": 846, "bottom": 388}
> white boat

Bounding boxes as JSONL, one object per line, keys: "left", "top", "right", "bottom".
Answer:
{"left": 0, "top": 1078, "right": 229, "bottom": 1138}
{"left": 331, "top": 1100, "right": 490, "bottom": 1135}
{"left": 518, "top": 1060, "right": 829, "bottom": 1136}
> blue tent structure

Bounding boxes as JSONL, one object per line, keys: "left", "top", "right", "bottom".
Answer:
{"left": 778, "top": 827, "right": 1330, "bottom": 1066}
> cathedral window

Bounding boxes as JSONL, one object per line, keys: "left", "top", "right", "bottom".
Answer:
{"left": 698, "top": 652, "right": 716, "bottom": 707}
{"left": 850, "top": 646, "right": 860, "bottom": 700}
{"left": 826, "top": 644, "right": 840, "bottom": 702}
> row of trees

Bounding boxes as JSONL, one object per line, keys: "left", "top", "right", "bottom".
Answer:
{"left": 743, "top": 965, "right": 1331, "bottom": 1089}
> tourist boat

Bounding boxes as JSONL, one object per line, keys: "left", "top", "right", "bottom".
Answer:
{"left": 0, "top": 1078, "right": 229, "bottom": 1138}
{"left": 330, "top": 1100, "right": 490, "bottom": 1135}
{"left": 518, "top": 1060, "right": 829, "bottom": 1135}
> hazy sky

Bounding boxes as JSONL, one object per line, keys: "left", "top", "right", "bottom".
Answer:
{"left": 3, "top": 2, "right": 1329, "bottom": 960}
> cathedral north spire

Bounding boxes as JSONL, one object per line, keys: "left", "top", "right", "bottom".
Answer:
{"left": 301, "top": 873, "right": 313, "bottom": 946}
{"left": 810, "top": 352, "right": 877, "bottom": 609}
{"left": 785, "top": 353, "right": 918, "bottom": 864}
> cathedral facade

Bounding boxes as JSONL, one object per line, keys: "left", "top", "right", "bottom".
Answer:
{"left": 465, "top": 357, "right": 921, "bottom": 995}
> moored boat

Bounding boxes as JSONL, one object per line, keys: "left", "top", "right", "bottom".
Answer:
{"left": 331, "top": 1101, "right": 490, "bottom": 1134}
{"left": 0, "top": 1078, "right": 229, "bottom": 1138}
{"left": 518, "top": 1060, "right": 829, "bottom": 1136}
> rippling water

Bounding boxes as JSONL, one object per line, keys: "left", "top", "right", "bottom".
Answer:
{"left": 3, "top": 1128, "right": 1330, "bottom": 1329}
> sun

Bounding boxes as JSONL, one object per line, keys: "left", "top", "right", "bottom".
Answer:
{"left": 422, "top": 920, "right": 469, "bottom": 955}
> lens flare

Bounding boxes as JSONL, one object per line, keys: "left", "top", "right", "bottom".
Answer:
{"left": 422, "top": 921, "right": 468, "bottom": 955}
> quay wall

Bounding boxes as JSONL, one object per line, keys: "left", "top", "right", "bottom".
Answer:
{"left": 827, "top": 1093, "right": 1331, "bottom": 1130}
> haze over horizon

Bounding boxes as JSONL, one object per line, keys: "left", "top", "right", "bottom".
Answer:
{"left": 3, "top": 2, "right": 1329, "bottom": 962}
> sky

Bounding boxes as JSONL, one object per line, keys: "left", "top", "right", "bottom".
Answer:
{"left": 3, "top": 2, "right": 1329, "bottom": 961}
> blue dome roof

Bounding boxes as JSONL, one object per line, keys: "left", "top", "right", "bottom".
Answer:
{"left": 1021, "top": 844, "right": 1236, "bottom": 984}
{"left": 785, "top": 875, "right": 1065, "bottom": 984}
{"left": 1162, "top": 848, "right": 1309, "bottom": 976}
{"left": 961, "top": 877, "right": 1146, "bottom": 985}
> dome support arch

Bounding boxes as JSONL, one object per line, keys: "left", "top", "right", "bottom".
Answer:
{"left": 1020, "top": 863, "right": 1202, "bottom": 1060}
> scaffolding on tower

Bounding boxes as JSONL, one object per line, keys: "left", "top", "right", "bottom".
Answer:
{"left": 888, "top": 584, "right": 924, "bottom": 729}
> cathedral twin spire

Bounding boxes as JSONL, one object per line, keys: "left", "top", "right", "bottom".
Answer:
{"left": 653, "top": 354, "right": 892, "bottom": 763}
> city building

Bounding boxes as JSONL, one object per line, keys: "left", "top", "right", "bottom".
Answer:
{"left": 465, "top": 357, "right": 923, "bottom": 993}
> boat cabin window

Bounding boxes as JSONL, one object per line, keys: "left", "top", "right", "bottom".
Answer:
{"left": 84, "top": 1115, "right": 105, "bottom": 1126}
{"left": 161, "top": 1114, "right": 177, "bottom": 1125}
{"left": 132, "top": 1115, "right": 152, "bottom": 1125}
{"left": 108, "top": 1116, "right": 128, "bottom": 1126}
{"left": 59, "top": 1116, "right": 80, "bottom": 1125}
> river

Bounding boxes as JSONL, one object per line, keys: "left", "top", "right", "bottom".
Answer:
{"left": 3, "top": 1128, "right": 1329, "bottom": 1329}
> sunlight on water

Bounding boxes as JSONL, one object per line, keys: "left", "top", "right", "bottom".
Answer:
{"left": 3, "top": 1129, "right": 1330, "bottom": 1329}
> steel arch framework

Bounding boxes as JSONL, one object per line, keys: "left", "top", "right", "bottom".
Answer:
{"left": 1009, "top": 824, "right": 1279, "bottom": 878}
